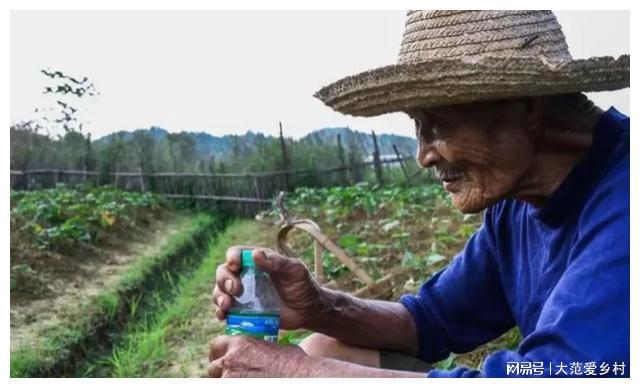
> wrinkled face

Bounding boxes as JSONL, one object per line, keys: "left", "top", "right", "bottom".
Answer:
{"left": 408, "top": 99, "right": 538, "bottom": 213}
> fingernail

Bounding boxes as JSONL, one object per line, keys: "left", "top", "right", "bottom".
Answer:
{"left": 225, "top": 279, "right": 233, "bottom": 293}
{"left": 217, "top": 296, "right": 224, "bottom": 306}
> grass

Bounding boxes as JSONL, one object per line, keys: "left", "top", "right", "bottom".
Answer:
{"left": 263, "top": 182, "right": 523, "bottom": 371}
{"left": 10, "top": 212, "right": 222, "bottom": 377}
{"left": 10, "top": 181, "right": 523, "bottom": 377}
{"left": 101, "top": 220, "right": 273, "bottom": 377}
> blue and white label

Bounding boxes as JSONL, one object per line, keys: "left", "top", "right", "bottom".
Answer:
{"left": 225, "top": 313, "right": 280, "bottom": 343}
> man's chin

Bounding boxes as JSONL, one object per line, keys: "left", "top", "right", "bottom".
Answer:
{"left": 449, "top": 190, "right": 496, "bottom": 214}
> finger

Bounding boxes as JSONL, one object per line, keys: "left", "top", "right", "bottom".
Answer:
{"left": 253, "top": 248, "right": 301, "bottom": 278}
{"left": 212, "top": 287, "right": 231, "bottom": 321}
{"left": 225, "top": 245, "right": 263, "bottom": 272}
{"left": 209, "top": 335, "right": 232, "bottom": 362}
{"left": 216, "top": 265, "right": 242, "bottom": 296}
{"left": 208, "top": 360, "right": 223, "bottom": 378}
{"left": 215, "top": 305, "right": 228, "bottom": 321}
{"left": 212, "top": 287, "right": 230, "bottom": 310}
{"left": 211, "top": 286, "right": 226, "bottom": 321}
{"left": 213, "top": 288, "right": 229, "bottom": 321}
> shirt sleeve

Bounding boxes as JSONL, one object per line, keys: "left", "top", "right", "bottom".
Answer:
{"left": 427, "top": 160, "right": 630, "bottom": 378}
{"left": 399, "top": 206, "right": 516, "bottom": 364}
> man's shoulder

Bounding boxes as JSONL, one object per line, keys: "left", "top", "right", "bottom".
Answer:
{"left": 579, "top": 152, "right": 629, "bottom": 229}
{"left": 583, "top": 106, "right": 630, "bottom": 216}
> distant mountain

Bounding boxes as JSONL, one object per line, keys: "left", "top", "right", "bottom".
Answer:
{"left": 301, "top": 127, "right": 416, "bottom": 157}
{"left": 93, "top": 126, "right": 168, "bottom": 145}
{"left": 93, "top": 126, "right": 417, "bottom": 160}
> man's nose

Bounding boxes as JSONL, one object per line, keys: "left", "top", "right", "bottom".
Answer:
{"left": 416, "top": 142, "right": 443, "bottom": 169}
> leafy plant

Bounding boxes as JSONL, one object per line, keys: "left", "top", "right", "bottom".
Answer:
{"left": 11, "top": 184, "right": 164, "bottom": 251}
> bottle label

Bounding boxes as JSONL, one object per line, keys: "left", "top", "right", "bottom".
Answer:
{"left": 225, "top": 313, "right": 280, "bottom": 343}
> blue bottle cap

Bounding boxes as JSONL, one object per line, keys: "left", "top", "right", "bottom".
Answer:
{"left": 241, "top": 250, "right": 255, "bottom": 268}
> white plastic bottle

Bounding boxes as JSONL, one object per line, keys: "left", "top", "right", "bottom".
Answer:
{"left": 225, "top": 249, "right": 282, "bottom": 342}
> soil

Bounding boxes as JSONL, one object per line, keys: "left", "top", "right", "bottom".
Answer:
{"left": 10, "top": 212, "right": 188, "bottom": 353}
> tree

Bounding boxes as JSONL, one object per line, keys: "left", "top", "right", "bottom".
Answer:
{"left": 166, "top": 132, "right": 196, "bottom": 172}
{"left": 84, "top": 133, "right": 96, "bottom": 171}
{"left": 132, "top": 131, "right": 157, "bottom": 174}
{"left": 32, "top": 69, "right": 99, "bottom": 170}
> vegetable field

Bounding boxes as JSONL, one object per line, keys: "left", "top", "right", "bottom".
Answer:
{"left": 10, "top": 182, "right": 521, "bottom": 377}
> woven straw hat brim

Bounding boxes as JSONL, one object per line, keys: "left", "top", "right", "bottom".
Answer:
{"left": 314, "top": 54, "right": 630, "bottom": 117}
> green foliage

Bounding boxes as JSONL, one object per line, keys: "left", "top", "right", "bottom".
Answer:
{"left": 285, "top": 181, "right": 448, "bottom": 216}
{"left": 10, "top": 213, "right": 219, "bottom": 377}
{"left": 432, "top": 353, "right": 457, "bottom": 370}
{"left": 264, "top": 182, "right": 475, "bottom": 283}
{"left": 266, "top": 183, "right": 523, "bottom": 371}
{"left": 101, "top": 220, "right": 248, "bottom": 377}
{"left": 11, "top": 184, "right": 163, "bottom": 251}
{"left": 278, "top": 330, "right": 312, "bottom": 346}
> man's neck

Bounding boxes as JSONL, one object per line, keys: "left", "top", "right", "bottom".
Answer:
{"left": 512, "top": 108, "right": 603, "bottom": 207}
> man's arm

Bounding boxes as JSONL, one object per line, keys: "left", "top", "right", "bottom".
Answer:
{"left": 208, "top": 334, "right": 425, "bottom": 377}
{"left": 303, "top": 355, "right": 424, "bottom": 378}
{"left": 426, "top": 160, "right": 630, "bottom": 378}
{"left": 305, "top": 288, "right": 419, "bottom": 356}
{"left": 303, "top": 205, "right": 514, "bottom": 361}
{"left": 398, "top": 206, "right": 516, "bottom": 363}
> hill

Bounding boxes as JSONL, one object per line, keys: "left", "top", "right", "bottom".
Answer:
{"left": 94, "top": 126, "right": 417, "bottom": 161}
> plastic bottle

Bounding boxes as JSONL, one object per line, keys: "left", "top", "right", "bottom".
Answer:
{"left": 225, "top": 249, "right": 282, "bottom": 342}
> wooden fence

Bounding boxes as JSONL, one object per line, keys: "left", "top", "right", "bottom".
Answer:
{"left": 10, "top": 137, "right": 428, "bottom": 217}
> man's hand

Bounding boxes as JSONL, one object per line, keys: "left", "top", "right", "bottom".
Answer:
{"left": 212, "top": 246, "right": 324, "bottom": 329}
{"left": 208, "top": 335, "right": 426, "bottom": 378}
{"left": 208, "top": 335, "right": 309, "bottom": 378}
{"left": 213, "top": 246, "right": 420, "bottom": 359}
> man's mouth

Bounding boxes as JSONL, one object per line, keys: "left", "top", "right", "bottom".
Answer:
{"left": 433, "top": 167, "right": 465, "bottom": 191}
{"left": 442, "top": 176, "right": 463, "bottom": 192}
{"left": 441, "top": 174, "right": 462, "bottom": 183}
{"left": 434, "top": 168, "right": 464, "bottom": 182}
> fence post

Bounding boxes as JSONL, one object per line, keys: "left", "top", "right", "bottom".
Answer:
{"left": 253, "top": 177, "right": 262, "bottom": 199}
{"left": 138, "top": 167, "right": 146, "bottom": 192}
{"left": 113, "top": 169, "right": 119, "bottom": 188}
{"left": 279, "top": 122, "right": 290, "bottom": 191}
{"left": 337, "top": 134, "right": 350, "bottom": 186}
{"left": 371, "top": 130, "right": 384, "bottom": 186}
{"left": 392, "top": 144, "right": 411, "bottom": 185}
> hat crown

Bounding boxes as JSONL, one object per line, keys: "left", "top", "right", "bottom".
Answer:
{"left": 398, "top": 10, "right": 573, "bottom": 64}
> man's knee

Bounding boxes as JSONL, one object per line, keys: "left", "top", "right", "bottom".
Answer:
{"left": 298, "top": 333, "right": 342, "bottom": 358}
{"left": 298, "top": 333, "right": 381, "bottom": 368}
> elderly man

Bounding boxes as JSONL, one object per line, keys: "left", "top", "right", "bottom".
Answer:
{"left": 209, "top": 10, "right": 630, "bottom": 377}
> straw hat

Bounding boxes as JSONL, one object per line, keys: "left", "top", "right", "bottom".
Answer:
{"left": 314, "top": 10, "right": 630, "bottom": 117}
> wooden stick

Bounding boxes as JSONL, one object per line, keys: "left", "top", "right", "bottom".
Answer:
{"left": 277, "top": 220, "right": 375, "bottom": 287}
{"left": 371, "top": 130, "right": 384, "bottom": 186}
{"left": 279, "top": 122, "right": 290, "bottom": 191}
{"left": 163, "top": 194, "right": 272, "bottom": 203}
{"left": 314, "top": 239, "right": 324, "bottom": 284}
{"left": 336, "top": 134, "right": 349, "bottom": 186}
{"left": 393, "top": 144, "right": 411, "bottom": 185}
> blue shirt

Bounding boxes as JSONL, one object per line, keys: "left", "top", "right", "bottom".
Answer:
{"left": 400, "top": 107, "right": 630, "bottom": 378}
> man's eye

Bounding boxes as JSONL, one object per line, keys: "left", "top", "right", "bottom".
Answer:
{"left": 415, "top": 119, "right": 434, "bottom": 142}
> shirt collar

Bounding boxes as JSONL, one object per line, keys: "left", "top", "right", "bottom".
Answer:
{"left": 527, "top": 107, "right": 626, "bottom": 224}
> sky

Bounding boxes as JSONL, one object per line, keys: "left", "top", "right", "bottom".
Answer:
{"left": 10, "top": 10, "right": 630, "bottom": 140}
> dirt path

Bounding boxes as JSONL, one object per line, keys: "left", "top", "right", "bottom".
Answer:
{"left": 10, "top": 213, "right": 190, "bottom": 354}
{"left": 153, "top": 220, "right": 277, "bottom": 377}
